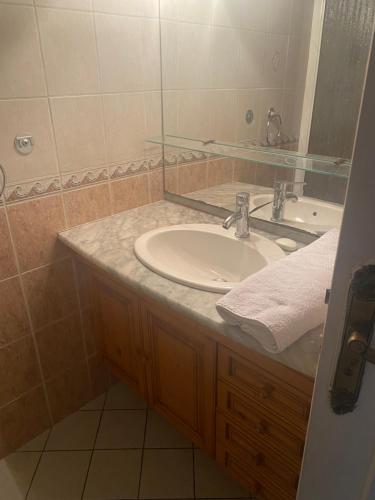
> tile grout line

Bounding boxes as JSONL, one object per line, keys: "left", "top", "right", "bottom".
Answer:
{"left": 25, "top": 426, "right": 52, "bottom": 499}
{"left": 137, "top": 406, "right": 149, "bottom": 500}
{"left": 80, "top": 389, "right": 108, "bottom": 500}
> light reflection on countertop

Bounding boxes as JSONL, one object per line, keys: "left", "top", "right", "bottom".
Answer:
{"left": 58, "top": 200, "right": 322, "bottom": 379}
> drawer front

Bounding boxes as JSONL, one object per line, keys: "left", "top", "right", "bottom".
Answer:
{"left": 217, "top": 414, "right": 299, "bottom": 497}
{"left": 218, "top": 347, "right": 310, "bottom": 429}
{"left": 218, "top": 382, "right": 305, "bottom": 461}
{"left": 216, "top": 443, "right": 295, "bottom": 500}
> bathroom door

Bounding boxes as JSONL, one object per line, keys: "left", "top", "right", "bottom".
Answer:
{"left": 297, "top": 28, "right": 375, "bottom": 500}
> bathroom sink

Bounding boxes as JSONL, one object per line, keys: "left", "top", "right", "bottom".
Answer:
{"left": 250, "top": 194, "right": 343, "bottom": 233}
{"left": 134, "top": 224, "right": 284, "bottom": 293}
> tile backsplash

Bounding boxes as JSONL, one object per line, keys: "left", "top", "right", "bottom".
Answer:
{"left": 0, "top": 0, "right": 162, "bottom": 458}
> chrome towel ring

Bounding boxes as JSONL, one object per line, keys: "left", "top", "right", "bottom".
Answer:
{"left": 0, "top": 164, "right": 6, "bottom": 197}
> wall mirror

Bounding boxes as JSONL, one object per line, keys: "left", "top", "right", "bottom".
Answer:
{"left": 152, "top": 0, "right": 374, "bottom": 235}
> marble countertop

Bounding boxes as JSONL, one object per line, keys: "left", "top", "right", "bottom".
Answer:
{"left": 59, "top": 200, "right": 321, "bottom": 379}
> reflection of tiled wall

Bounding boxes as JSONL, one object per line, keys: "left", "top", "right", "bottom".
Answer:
{"left": 0, "top": 0, "right": 162, "bottom": 457}
{"left": 161, "top": 0, "right": 313, "bottom": 145}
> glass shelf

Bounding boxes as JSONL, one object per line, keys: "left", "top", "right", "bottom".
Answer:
{"left": 147, "top": 134, "right": 351, "bottom": 179}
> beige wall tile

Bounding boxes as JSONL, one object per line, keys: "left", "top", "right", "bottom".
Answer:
{"left": 37, "top": 8, "right": 99, "bottom": 95}
{"left": 103, "top": 93, "right": 146, "bottom": 164}
{"left": 35, "top": 0, "right": 92, "bottom": 10}
{"left": 46, "top": 363, "right": 91, "bottom": 422}
{"left": 207, "top": 158, "right": 233, "bottom": 187}
{"left": 93, "top": 0, "right": 158, "bottom": 17}
{"left": 0, "top": 277, "right": 30, "bottom": 348}
{"left": 22, "top": 258, "right": 79, "bottom": 330}
{"left": 0, "top": 208, "right": 17, "bottom": 280}
{"left": 149, "top": 169, "right": 163, "bottom": 203}
{"left": 51, "top": 96, "right": 106, "bottom": 173}
{"left": 8, "top": 195, "right": 66, "bottom": 272}
{"left": 36, "top": 314, "right": 85, "bottom": 380}
{"left": 178, "top": 162, "right": 207, "bottom": 194}
{"left": 0, "top": 99, "right": 59, "bottom": 184}
{"left": 110, "top": 174, "right": 149, "bottom": 214}
{"left": 0, "top": 336, "right": 41, "bottom": 407}
{"left": 0, "top": 387, "right": 50, "bottom": 459}
{"left": 63, "top": 184, "right": 111, "bottom": 227}
{"left": 0, "top": 5, "right": 46, "bottom": 98}
{"left": 95, "top": 15, "right": 160, "bottom": 93}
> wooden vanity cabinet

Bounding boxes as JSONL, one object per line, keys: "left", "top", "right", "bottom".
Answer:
{"left": 91, "top": 269, "right": 216, "bottom": 453}
{"left": 89, "top": 266, "right": 314, "bottom": 499}
{"left": 141, "top": 300, "right": 216, "bottom": 453}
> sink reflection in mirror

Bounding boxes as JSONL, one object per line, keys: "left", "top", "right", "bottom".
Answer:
{"left": 157, "top": 0, "right": 373, "bottom": 234}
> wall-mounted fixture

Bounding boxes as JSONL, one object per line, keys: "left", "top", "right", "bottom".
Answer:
{"left": 245, "top": 109, "right": 254, "bottom": 125}
{"left": 0, "top": 164, "right": 6, "bottom": 196}
{"left": 14, "top": 135, "right": 34, "bottom": 155}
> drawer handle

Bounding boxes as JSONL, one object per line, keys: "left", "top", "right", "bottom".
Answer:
{"left": 259, "top": 384, "right": 274, "bottom": 399}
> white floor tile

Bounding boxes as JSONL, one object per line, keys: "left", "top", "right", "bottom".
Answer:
{"left": 80, "top": 394, "right": 106, "bottom": 411}
{"left": 104, "top": 383, "right": 147, "bottom": 410}
{"left": 83, "top": 449, "right": 142, "bottom": 499}
{"left": 46, "top": 411, "right": 101, "bottom": 451}
{"left": 194, "top": 449, "right": 249, "bottom": 499}
{"left": 0, "top": 452, "right": 40, "bottom": 500}
{"left": 17, "top": 431, "right": 49, "bottom": 452}
{"left": 95, "top": 410, "right": 146, "bottom": 449}
{"left": 145, "top": 410, "right": 192, "bottom": 449}
{"left": 27, "top": 451, "right": 91, "bottom": 500}
{"left": 140, "top": 449, "right": 194, "bottom": 499}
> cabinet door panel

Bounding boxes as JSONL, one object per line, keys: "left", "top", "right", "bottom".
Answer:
{"left": 93, "top": 277, "right": 144, "bottom": 394}
{"left": 142, "top": 303, "right": 216, "bottom": 453}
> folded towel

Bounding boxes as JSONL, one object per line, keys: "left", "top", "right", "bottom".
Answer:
{"left": 216, "top": 229, "right": 339, "bottom": 353}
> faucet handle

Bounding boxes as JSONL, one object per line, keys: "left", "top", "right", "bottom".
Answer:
{"left": 236, "top": 192, "right": 250, "bottom": 206}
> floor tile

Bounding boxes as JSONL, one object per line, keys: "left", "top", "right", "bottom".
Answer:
{"left": 27, "top": 451, "right": 91, "bottom": 500}
{"left": 95, "top": 410, "right": 146, "bottom": 449}
{"left": 83, "top": 449, "right": 142, "bottom": 499}
{"left": 80, "top": 394, "right": 106, "bottom": 411}
{"left": 0, "top": 452, "right": 40, "bottom": 500}
{"left": 194, "top": 449, "right": 249, "bottom": 499}
{"left": 45, "top": 411, "right": 101, "bottom": 451}
{"left": 104, "top": 382, "right": 147, "bottom": 410}
{"left": 17, "top": 430, "right": 49, "bottom": 452}
{"left": 145, "top": 410, "right": 192, "bottom": 449}
{"left": 140, "top": 449, "right": 194, "bottom": 499}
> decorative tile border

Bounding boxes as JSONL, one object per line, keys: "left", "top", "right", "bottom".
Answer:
{"left": 109, "top": 154, "right": 163, "bottom": 180}
{"left": 62, "top": 167, "right": 109, "bottom": 191}
{"left": 5, "top": 177, "right": 61, "bottom": 205}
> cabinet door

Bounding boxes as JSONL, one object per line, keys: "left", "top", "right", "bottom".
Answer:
{"left": 142, "top": 302, "right": 216, "bottom": 453}
{"left": 93, "top": 276, "right": 145, "bottom": 395}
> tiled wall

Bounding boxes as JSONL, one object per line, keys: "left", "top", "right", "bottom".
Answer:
{"left": 0, "top": 0, "right": 163, "bottom": 458}
{"left": 160, "top": 0, "right": 313, "bottom": 146}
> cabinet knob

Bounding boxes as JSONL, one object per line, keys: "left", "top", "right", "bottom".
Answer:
{"left": 259, "top": 384, "right": 273, "bottom": 399}
{"left": 256, "top": 420, "right": 268, "bottom": 435}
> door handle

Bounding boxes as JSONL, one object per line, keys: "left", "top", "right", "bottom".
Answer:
{"left": 347, "top": 331, "right": 375, "bottom": 364}
{"left": 331, "top": 265, "right": 375, "bottom": 415}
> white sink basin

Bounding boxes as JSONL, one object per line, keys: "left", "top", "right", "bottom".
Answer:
{"left": 134, "top": 224, "right": 285, "bottom": 293}
{"left": 250, "top": 194, "right": 343, "bottom": 233}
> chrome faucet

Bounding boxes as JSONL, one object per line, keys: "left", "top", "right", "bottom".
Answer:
{"left": 222, "top": 192, "right": 250, "bottom": 238}
{"left": 271, "top": 180, "right": 305, "bottom": 222}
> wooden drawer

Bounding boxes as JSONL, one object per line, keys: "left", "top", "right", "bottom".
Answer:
{"left": 217, "top": 382, "right": 305, "bottom": 462}
{"left": 216, "top": 443, "right": 295, "bottom": 500}
{"left": 218, "top": 347, "right": 311, "bottom": 430}
{"left": 217, "top": 415, "right": 298, "bottom": 499}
